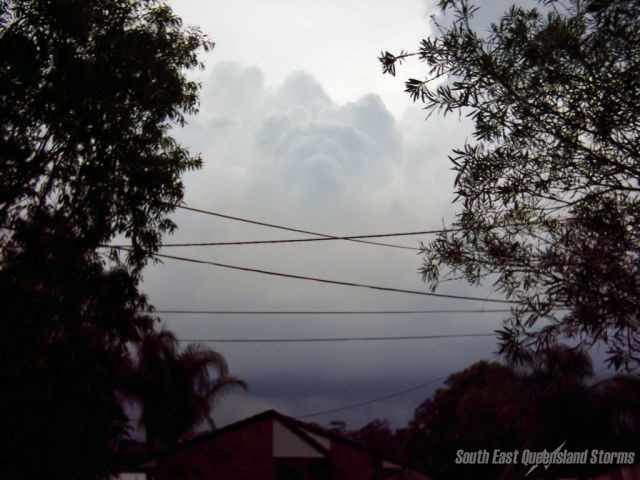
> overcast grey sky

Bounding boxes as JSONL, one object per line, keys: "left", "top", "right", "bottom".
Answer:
{"left": 140, "top": 0, "right": 555, "bottom": 429}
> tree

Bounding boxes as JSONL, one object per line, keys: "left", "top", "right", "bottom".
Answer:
{"left": 0, "top": 1, "right": 213, "bottom": 478}
{"left": 407, "top": 360, "right": 523, "bottom": 479}
{"left": 129, "top": 329, "right": 248, "bottom": 451}
{"left": 346, "top": 419, "right": 408, "bottom": 460}
{"left": 1, "top": 0, "right": 211, "bottom": 266}
{"left": 1, "top": 214, "right": 155, "bottom": 479}
{"left": 406, "top": 347, "right": 640, "bottom": 479}
{"left": 380, "top": 0, "right": 640, "bottom": 369}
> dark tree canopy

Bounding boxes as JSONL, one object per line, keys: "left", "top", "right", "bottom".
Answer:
{"left": 1, "top": 0, "right": 212, "bottom": 267}
{"left": 1, "top": 215, "right": 155, "bottom": 479}
{"left": 406, "top": 347, "right": 640, "bottom": 479}
{"left": 381, "top": 0, "right": 640, "bottom": 369}
{"left": 0, "top": 1, "right": 218, "bottom": 478}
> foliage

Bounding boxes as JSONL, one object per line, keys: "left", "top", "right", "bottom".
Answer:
{"left": 128, "top": 328, "right": 248, "bottom": 451}
{"left": 407, "top": 360, "right": 523, "bottom": 479}
{"left": 1, "top": 215, "right": 154, "bottom": 479}
{"left": 0, "top": 1, "right": 214, "bottom": 478}
{"left": 346, "top": 419, "right": 406, "bottom": 459}
{"left": 0, "top": 0, "right": 212, "bottom": 267}
{"left": 380, "top": 0, "right": 640, "bottom": 369}
{"left": 406, "top": 347, "right": 640, "bottom": 479}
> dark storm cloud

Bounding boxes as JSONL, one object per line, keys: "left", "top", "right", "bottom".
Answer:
{"left": 144, "top": 61, "right": 500, "bottom": 429}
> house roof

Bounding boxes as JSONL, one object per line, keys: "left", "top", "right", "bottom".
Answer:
{"left": 281, "top": 414, "right": 417, "bottom": 470}
{"left": 153, "top": 409, "right": 424, "bottom": 473}
{"left": 153, "top": 409, "right": 285, "bottom": 459}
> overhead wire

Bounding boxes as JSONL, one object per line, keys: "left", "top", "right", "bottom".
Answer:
{"left": 294, "top": 344, "right": 607, "bottom": 419}
{"left": 294, "top": 354, "right": 500, "bottom": 419}
{"left": 103, "top": 204, "right": 574, "bottom": 259}
{"left": 176, "top": 205, "right": 421, "bottom": 250}
{"left": 171, "top": 203, "right": 570, "bottom": 250}
{"left": 177, "top": 332, "right": 497, "bottom": 343}
{"left": 117, "top": 236, "right": 421, "bottom": 249}
{"left": 295, "top": 378, "right": 446, "bottom": 418}
{"left": 110, "top": 247, "right": 519, "bottom": 305}
{"left": 151, "top": 308, "right": 515, "bottom": 315}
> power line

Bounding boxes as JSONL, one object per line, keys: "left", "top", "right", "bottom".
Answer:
{"left": 152, "top": 308, "right": 515, "bottom": 315}
{"left": 174, "top": 204, "right": 567, "bottom": 251}
{"left": 123, "top": 237, "right": 421, "bottom": 248}
{"left": 294, "top": 354, "right": 500, "bottom": 419}
{"left": 110, "top": 229, "right": 454, "bottom": 249}
{"left": 295, "top": 378, "right": 446, "bottom": 418}
{"left": 110, "top": 230, "right": 456, "bottom": 249}
{"left": 177, "top": 333, "right": 496, "bottom": 343}
{"left": 115, "top": 248, "right": 518, "bottom": 304}
{"left": 176, "top": 205, "right": 421, "bottom": 251}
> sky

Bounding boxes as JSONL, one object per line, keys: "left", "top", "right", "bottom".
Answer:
{"left": 138, "top": 0, "right": 581, "bottom": 430}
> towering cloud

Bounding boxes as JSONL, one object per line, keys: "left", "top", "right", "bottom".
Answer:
{"left": 146, "top": 62, "right": 496, "bottom": 429}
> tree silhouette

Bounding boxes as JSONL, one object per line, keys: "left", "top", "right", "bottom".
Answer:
{"left": 128, "top": 329, "right": 247, "bottom": 451}
{"left": 347, "top": 419, "right": 404, "bottom": 458}
{"left": 407, "top": 360, "right": 522, "bottom": 479}
{"left": 381, "top": 0, "right": 640, "bottom": 369}
{"left": 500, "top": 347, "right": 640, "bottom": 478}
{"left": 406, "top": 347, "right": 640, "bottom": 479}
{"left": 1, "top": 0, "right": 211, "bottom": 266}
{"left": 0, "top": 1, "right": 214, "bottom": 478}
{"left": 1, "top": 215, "right": 154, "bottom": 479}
